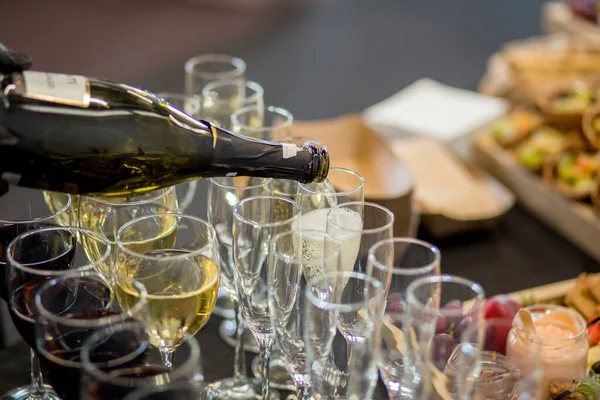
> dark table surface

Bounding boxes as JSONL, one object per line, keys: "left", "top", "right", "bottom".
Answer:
{"left": 1, "top": 0, "right": 599, "bottom": 396}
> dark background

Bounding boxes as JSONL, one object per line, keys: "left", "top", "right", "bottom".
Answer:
{"left": 0, "top": 0, "right": 598, "bottom": 392}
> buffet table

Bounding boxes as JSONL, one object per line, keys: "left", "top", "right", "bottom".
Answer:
{"left": 0, "top": 0, "right": 597, "bottom": 394}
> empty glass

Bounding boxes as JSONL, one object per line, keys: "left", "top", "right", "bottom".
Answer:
{"left": 231, "top": 104, "right": 294, "bottom": 141}
{"left": 304, "top": 270, "right": 384, "bottom": 399}
{"left": 405, "top": 274, "right": 485, "bottom": 399}
{"left": 185, "top": 54, "right": 246, "bottom": 97}
{"left": 268, "top": 230, "right": 342, "bottom": 399}
{"left": 233, "top": 195, "right": 300, "bottom": 399}
{"left": 366, "top": 238, "right": 441, "bottom": 399}
{"left": 202, "top": 79, "right": 264, "bottom": 130}
{"left": 80, "top": 322, "right": 204, "bottom": 400}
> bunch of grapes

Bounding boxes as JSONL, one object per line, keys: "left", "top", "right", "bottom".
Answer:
{"left": 431, "top": 300, "right": 468, "bottom": 370}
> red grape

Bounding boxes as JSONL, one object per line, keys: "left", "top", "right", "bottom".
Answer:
{"left": 432, "top": 333, "right": 456, "bottom": 370}
{"left": 454, "top": 315, "right": 474, "bottom": 340}
{"left": 483, "top": 321, "right": 512, "bottom": 355}
{"left": 386, "top": 293, "right": 405, "bottom": 315}
{"left": 435, "top": 314, "right": 448, "bottom": 333}
{"left": 483, "top": 295, "right": 521, "bottom": 321}
{"left": 442, "top": 300, "right": 463, "bottom": 331}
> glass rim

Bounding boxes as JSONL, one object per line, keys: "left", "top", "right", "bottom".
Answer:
{"left": 88, "top": 186, "right": 176, "bottom": 206}
{"left": 116, "top": 213, "right": 216, "bottom": 262}
{"left": 0, "top": 192, "right": 72, "bottom": 224}
{"left": 34, "top": 271, "right": 148, "bottom": 328}
{"left": 367, "top": 237, "right": 441, "bottom": 276}
{"left": 298, "top": 167, "right": 364, "bottom": 198}
{"left": 201, "top": 79, "right": 264, "bottom": 106}
{"left": 155, "top": 92, "right": 202, "bottom": 114}
{"left": 6, "top": 226, "right": 111, "bottom": 276}
{"left": 184, "top": 53, "right": 247, "bottom": 78}
{"left": 122, "top": 382, "right": 205, "bottom": 400}
{"left": 230, "top": 104, "right": 294, "bottom": 133}
{"left": 406, "top": 274, "right": 486, "bottom": 313}
{"left": 327, "top": 201, "right": 394, "bottom": 234}
{"left": 208, "top": 176, "right": 273, "bottom": 190}
{"left": 233, "top": 195, "right": 300, "bottom": 228}
{"left": 270, "top": 229, "right": 342, "bottom": 264}
{"left": 81, "top": 321, "right": 202, "bottom": 386}
{"left": 305, "top": 271, "right": 384, "bottom": 313}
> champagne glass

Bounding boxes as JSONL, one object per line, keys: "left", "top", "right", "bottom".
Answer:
{"left": 115, "top": 213, "right": 219, "bottom": 369}
{"left": 304, "top": 270, "right": 384, "bottom": 399}
{"left": 268, "top": 229, "right": 342, "bottom": 400}
{"left": 77, "top": 187, "right": 180, "bottom": 277}
{"left": 231, "top": 104, "right": 294, "bottom": 141}
{"left": 366, "top": 238, "right": 441, "bottom": 399}
{"left": 206, "top": 177, "right": 272, "bottom": 399}
{"left": 405, "top": 274, "right": 485, "bottom": 399}
{"left": 325, "top": 201, "right": 394, "bottom": 275}
{"left": 232, "top": 195, "right": 301, "bottom": 400}
{"left": 80, "top": 321, "right": 204, "bottom": 400}
{"left": 34, "top": 270, "right": 148, "bottom": 400}
{"left": 123, "top": 383, "right": 206, "bottom": 400}
{"left": 0, "top": 188, "right": 72, "bottom": 400}
{"left": 202, "top": 79, "right": 264, "bottom": 130}
{"left": 184, "top": 54, "right": 246, "bottom": 97}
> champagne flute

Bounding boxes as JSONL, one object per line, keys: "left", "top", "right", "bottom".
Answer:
{"left": 304, "top": 270, "right": 384, "bottom": 399}
{"left": 80, "top": 321, "right": 204, "bottom": 400}
{"left": 34, "top": 270, "right": 148, "bottom": 400}
{"left": 232, "top": 195, "right": 301, "bottom": 400}
{"left": 366, "top": 238, "right": 441, "bottom": 399}
{"left": 202, "top": 79, "right": 264, "bottom": 130}
{"left": 268, "top": 229, "right": 342, "bottom": 399}
{"left": 0, "top": 188, "right": 72, "bottom": 400}
{"left": 184, "top": 54, "right": 246, "bottom": 97}
{"left": 115, "top": 213, "right": 219, "bottom": 369}
{"left": 206, "top": 177, "right": 272, "bottom": 399}
{"left": 405, "top": 274, "right": 485, "bottom": 399}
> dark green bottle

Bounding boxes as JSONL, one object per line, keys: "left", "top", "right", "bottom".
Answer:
{"left": 0, "top": 71, "right": 329, "bottom": 197}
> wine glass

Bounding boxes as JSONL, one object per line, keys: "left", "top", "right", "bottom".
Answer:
{"left": 77, "top": 187, "right": 181, "bottom": 277}
{"left": 0, "top": 188, "right": 72, "bottom": 400}
{"left": 303, "top": 270, "right": 384, "bottom": 399}
{"left": 268, "top": 229, "right": 342, "bottom": 399}
{"left": 326, "top": 201, "right": 394, "bottom": 275}
{"left": 206, "top": 177, "right": 272, "bottom": 399}
{"left": 80, "top": 321, "right": 204, "bottom": 400}
{"left": 34, "top": 270, "right": 148, "bottom": 400}
{"left": 232, "top": 195, "right": 301, "bottom": 400}
{"left": 202, "top": 79, "right": 264, "bottom": 130}
{"left": 123, "top": 383, "right": 206, "bottom": 400}
{"left": 184, "top": 54, "right": 246, "bottom": 97}
{"left": 404, "top": 274, "right": 485, "bottom": 399}
{"left": 115, "top": 213, "right": 219, "bottom": 369}
{"left": 366, "top": 238, "right": 441, "bottom": 400}
{"left": 231, "top": 104, "right": 294, "bottom": 141}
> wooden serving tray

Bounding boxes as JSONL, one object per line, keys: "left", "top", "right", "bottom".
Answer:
{"left": 473, "top": 129, "right": 600, "bottom": 262}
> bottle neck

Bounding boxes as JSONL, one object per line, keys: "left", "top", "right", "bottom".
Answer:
{"left": 205, "top": 123, "right": 329, "bottom": 183}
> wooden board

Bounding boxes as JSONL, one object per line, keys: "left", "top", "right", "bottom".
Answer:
{"left": 473, "top": 130, "right": 600, "bottom": 263}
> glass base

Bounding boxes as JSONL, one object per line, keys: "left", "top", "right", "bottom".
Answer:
{"left": 204, "top": 377, "right": 279, "bottom": 400}
{"left": 219, "top": 319, "right": 259, "bottom": 354}
{"left": 212, "top": 290, "right": 235, "bottom": 320}
{"left": 0, "top": 384, "right": 60, "bottom": 400}
{"left": 251, "top": 354, "right": 296, "bottom": 392}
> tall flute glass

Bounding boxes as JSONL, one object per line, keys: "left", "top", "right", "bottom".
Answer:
{"left": 405, "top": 274, "right": 485, "bottom": 399}
{"left": 202, "top": 79, "right": 264, "bottom": 130}
{"left": 268, "top": 230, "right": 342, "bottom": 399}
{"left": 115, "top": 213, "right": 219, "bottom": 369}
{"left": 0, "top": 188, "right": 72, "bottom": 400}
{"left": 206, "top": 177, "right": 272, "bottom": 399}
{"left": 232, "top": 195, "right": 301, "bottom": 400}
{"left": 366, "top": 238, "right": 441, "bottom": 399}
{"left": 185, "top": 54, "right": 246, "bottom": 97}
{"left": 304, "top": 270, "right": 384, "bottom": 399}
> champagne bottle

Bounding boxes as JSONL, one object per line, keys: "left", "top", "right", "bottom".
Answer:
{"left": 0, "top": 71, "right": 329, "bottom": 197}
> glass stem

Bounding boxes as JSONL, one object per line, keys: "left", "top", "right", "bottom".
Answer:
{"left": 30, "top": 349, "right": 46, "bottom": 397}
{"left": 232, "top": 297, "right": 247, "bottom": 380}
{"left": 258, "top": 339, "right": 273, "bottom": 400}
{"left": 161, "top": 348, "right": 175, "bottom": 369}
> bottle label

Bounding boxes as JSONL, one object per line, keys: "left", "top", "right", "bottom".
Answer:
{"left": 282, "top": 143, "right": 300, "bottom": 159}
{"left": 13, "top": 71, "right": 90, "bottom": 108}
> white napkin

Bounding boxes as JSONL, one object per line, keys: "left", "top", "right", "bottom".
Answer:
{"left": 362, "top": 78, "right": 509, "bottom": 142}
